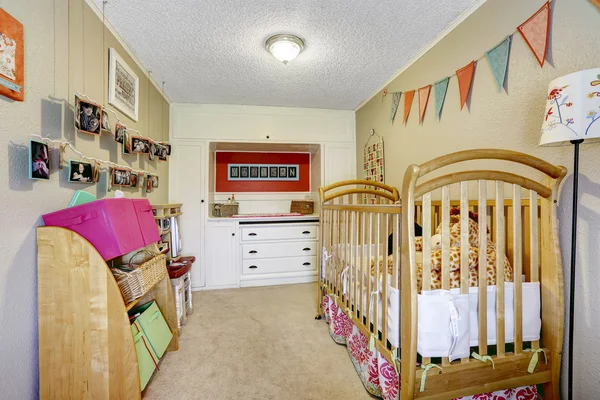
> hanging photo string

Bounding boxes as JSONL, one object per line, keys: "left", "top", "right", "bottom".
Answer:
{"left": 30, "top": 134, "right": 157, "bottom": 178}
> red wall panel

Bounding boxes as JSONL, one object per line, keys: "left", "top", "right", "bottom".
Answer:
{"left": 216, "top": 152, "right": 310, "bottom": 192}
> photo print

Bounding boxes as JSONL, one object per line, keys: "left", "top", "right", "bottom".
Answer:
{"left": 260, "top": 166, "right": 268, "bottom": 178}
{"left": 269, "top": 166, "right": 278, "bottom": 178}
{"left": 137, "top": 173, "right": 144, "bottom": 188}
{"left": 278, "top": 166, "right": 287, "bottom": 178}
{"left": 230, "top": 166, "right": 239, "bottom": 178}
{"left": 75, "top": 96, "right": 102, "bottom": 135}
{"left": 148, "top": 141, "right": 156, "bottom": 161}
{"left": 101, "top": 110, "right": 112, "bottom": 134}
{"left": 288, "top": 166, "right": 297, "bottom": 178}
{"left": 165, "top": 144, "right": 171, "bottom": 156}
{"left": 145, "top": 175, "right": 153, "bottom": 193}
{"left": 158, "top": 144, "right": 168, "bottom": 161}
{"left": 240, "top": 166, "right": 249, "bottom": 178}
{"left": 151, "top": 175, "right": 159, "bottom": 188}
{"left": 69, "top": 160, "right": 93, "bottom": 184}
{"left": 122, "top": 130, "right": 132, "bottom": 155}
{"left": 29, "top": 139, "right": 50, "bottom": 180}
{"left": 91, "top": 161, "right": 101, "bottom": 183}
{"left": 114, "top": 122, "right": 126, "bottom": 144}
{"left": 131, "top": 136, "right": 150, "bottom": 153}
{"left": 250, "top": 166, "right": 258, "bottom": 178}
{"left": 129, "top": 172, "right": 138, "bottom": 188}
{"left": 111, "top": 167, "right": 131, "bottom": 186}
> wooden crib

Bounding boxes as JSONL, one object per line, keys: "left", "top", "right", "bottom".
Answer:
{"left": 317, "top": 149, "right": 567, "bottom": 400}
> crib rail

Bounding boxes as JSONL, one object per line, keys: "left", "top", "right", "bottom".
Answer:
{"left": 401, "top": 150, "right": 567, "bottom": 400}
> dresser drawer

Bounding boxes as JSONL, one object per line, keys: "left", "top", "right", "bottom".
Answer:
{"left": 242, "top": 241, "right": 317, "bottom": 259}
{"left": 242, "top": 256, "right": 317, "bottom": 275}
{"left": 240, "top": 224, "right": 318, "bottom": 242}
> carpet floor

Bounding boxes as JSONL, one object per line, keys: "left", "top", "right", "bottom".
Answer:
{"left": 144, "top": 283, "right": 375, "bottom": 400}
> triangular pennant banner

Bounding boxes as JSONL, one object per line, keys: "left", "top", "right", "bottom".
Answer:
{"left": 403, "top": 90, "right": 415, "bottom": 124}
{"left": 418, "top": 85, "right": 432, "bottom": 124}
{"left": 456, "top": 60, "right": 476, "bottom": 110}
{"left": 485, "top": 36, "right": 511, "bottom": 92}
{"left": 517, "top": 2, "right": 550, "bottom": 67}
{"left": 390, "top": 92, "right": 401, "bottom": 123}
{"left": 434, "top": 77, "right": 450, "bottom": 120}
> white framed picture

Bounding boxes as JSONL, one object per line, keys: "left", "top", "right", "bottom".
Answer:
{"left": 108, "top": 48, "right": 139, "bottom": 122}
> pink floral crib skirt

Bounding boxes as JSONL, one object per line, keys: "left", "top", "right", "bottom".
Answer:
{"left": 322, "top": 294, "right": 539, "bottom": 400}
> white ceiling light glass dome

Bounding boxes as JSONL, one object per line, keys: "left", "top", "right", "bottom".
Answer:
{"left": 265, "top": 34, "right": 305, "bottom": 64}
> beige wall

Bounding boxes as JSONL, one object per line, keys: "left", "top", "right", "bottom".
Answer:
{"left": 356, "top": 0, "right": 600, "bottom": 397}
{"left": 0, "top": 0, "right": 169, "bottom": 397}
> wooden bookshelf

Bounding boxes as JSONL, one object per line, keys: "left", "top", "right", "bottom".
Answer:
{"left": 37, "top": 226, "right": 179, "bottom": 399}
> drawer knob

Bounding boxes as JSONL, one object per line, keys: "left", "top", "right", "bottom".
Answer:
{"left": 303, "top": 248, "right": 311, "bottom": 251}
{"left": 249, "top": 250, "right": 258, "bottom": 254}
{"left": 302, "top": 231, "right": 311, "bottom": 234}
{"left": 248, "top": 233, "right": 258, "bottom": 236}
{"left": 249, "top": 265, "right": 258, "bottom": 269}
{"left": 303, "top": 262, "right": 311, "bottom": 266}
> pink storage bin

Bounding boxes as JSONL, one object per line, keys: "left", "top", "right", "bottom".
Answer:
{"left": 42, "top": 198, "right": 144, "bottom": 260}
{"left": 132, "top": 199, "right": 161, "bottom": 246}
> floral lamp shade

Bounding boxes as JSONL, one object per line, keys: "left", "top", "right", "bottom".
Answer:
{"left": 540, "top": 68, "right": 600, "bottom": 145}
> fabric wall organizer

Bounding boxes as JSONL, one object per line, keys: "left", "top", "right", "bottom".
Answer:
{"left": 363, "top": 136, "right": 385, "bottom": 204}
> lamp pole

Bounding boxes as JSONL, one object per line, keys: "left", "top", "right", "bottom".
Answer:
{"left": 567, "top": 138, "right": 583, "bottom": 400}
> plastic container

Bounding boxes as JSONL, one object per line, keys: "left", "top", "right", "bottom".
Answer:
{"left": 42, "top": 198, "right": 145, "bottom": 260}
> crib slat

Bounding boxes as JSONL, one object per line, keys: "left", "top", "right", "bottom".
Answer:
{"left": 441, "top": 186, "right": 451, "bottom": 291}
{"left": 478, "top": 180, "right": 488, "bottom": 355}
{"left": 513, "top": 185, "right": 523, "bottom": 354}
{"left": 529, "top": 191, "right": 540, "bottom": 350}
{"left": 374, "top": 212, "right": 381, "bottom": 337}
{"left": 360, "top": 211, "right": 366, "bottom": 321}
{"left": 460, "top": 183, "right": 469, "bottom": 293}
{"left": 422, "top": 194, "right": 432, "bottom": 292}
{"left": 496, "top": 182, "right": 506, "bottom": 357}
{"left": 382, "top": 213, "right": 388, "bottom": 346}
{"left": 351, "top": 211, "right": 356, "bottom": 313}
{"left": 367, "top": 212, "right": 373, "bottom": 329}
{"left": 393, "top": 213, "right": 400, "bottom": 289}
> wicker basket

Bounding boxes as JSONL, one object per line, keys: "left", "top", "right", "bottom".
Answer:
{"left": 290, "top": 200, "right": 314, "bottom": 214}
{"left": 111, "top": 251, "right": 168, "bottom": 304}
{"left": 211, "top": 203, "right": 239, "bottom": 217}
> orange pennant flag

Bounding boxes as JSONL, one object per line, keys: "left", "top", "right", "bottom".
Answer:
{"left": 403, "top": 90, "right": 415, "bottom": 124}
{"left": 456, "top": 61, "right": 476, "bottom": 110}
{"left": 517, "top": 1, "right": 551, "bottom": 68}
{"left": 418, "top": 85, "right": 432, "bottom": 124}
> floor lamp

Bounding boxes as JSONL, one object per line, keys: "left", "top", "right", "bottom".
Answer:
{"left": 539, "top": 68, "right": 600, "bottom": 400}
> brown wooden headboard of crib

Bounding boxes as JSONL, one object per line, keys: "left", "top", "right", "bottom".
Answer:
{"left": 401, "top": 149, "right": 567, "bottom": 400}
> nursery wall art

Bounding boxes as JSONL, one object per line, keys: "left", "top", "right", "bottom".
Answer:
{"left": 108, "top": 48, "right": 139, "bottom": 121}
{"left": 0, "top": 8, "right": 24, "bottom": 101}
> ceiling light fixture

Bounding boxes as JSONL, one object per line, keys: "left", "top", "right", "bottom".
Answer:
{"left": 265, "top": 34, "right": 305, "bottom": 65}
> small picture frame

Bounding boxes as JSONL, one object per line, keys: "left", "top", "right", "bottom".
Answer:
{"left": 29, "top": 139, "right": 50, "bottom": 180}
{"left": 111, "top": 167, "right": 131, "bottom": 186}
{"left": 131, "top": 136, "right": 150, "bottom": 153}
{"left": 250, "top": 166, "right": 259, "bottom": 178}
{"left": 75, "top": 96, "right": 102, "bottom": 135}
{"left": 288, "top": 166, "right": 297, "bottom": 178}
{"left": 230, "top": 166, "right": 239, "bottom": 178}
{"left": 240, "top": 166, "right": 249, "bottom": 178}
{"left": 260, "top": 166, "right": 268, "bottom": 178}
{"left": 269, "top": 166, "right": 278, "bottom": 178}
{"left": 69, "top": 160, "right": 94, "bottom": 184}
{"left": 101, "top": 110, "right": 112, "bottom": 134}
{"left": 158, "top": 144, "right": 168, "bottom": 161}
{"left": 115, "top": 123, "right": 126, "bottom": 144}
{"left": 152, "top": 175, "right": 159, "bottom": 188}
{"left": 165, "top": 144, "right": 171, "bottom": 156}
{"left": 279, "top": 166, "right": 288, "bottom": 178}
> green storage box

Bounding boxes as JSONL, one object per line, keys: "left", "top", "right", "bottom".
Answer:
{"left": 131, "top": 321, "right": 159, "bottom": 391}
{"left": 133, "top": 301, "right": 173, "bottom": 358}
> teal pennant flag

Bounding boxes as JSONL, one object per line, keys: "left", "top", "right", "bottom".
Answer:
{"left": 485, "top": 36, "right": 511, "bottom": 92}
{"left": 390, "top": 92, "right": 401, "bottom": 123}
{"left": 434, "top": 77, "right": 449, "bottom": 120}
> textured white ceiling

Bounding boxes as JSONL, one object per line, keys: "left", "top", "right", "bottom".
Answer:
{"left": 95, "top": 0, "right": 480, "bottom": 110}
